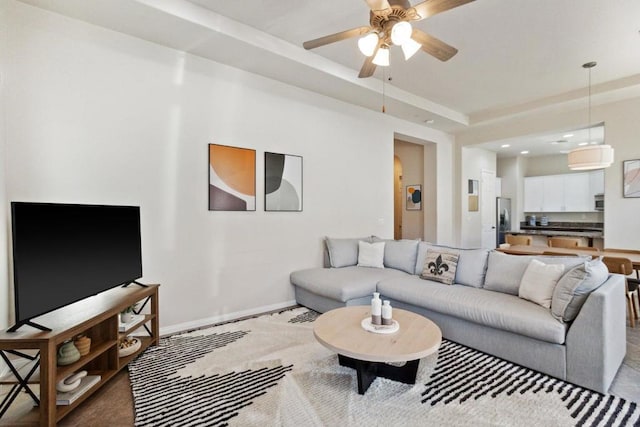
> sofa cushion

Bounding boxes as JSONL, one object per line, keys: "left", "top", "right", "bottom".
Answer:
{"left": 551, "top": 258, "right": 610, "bottom": 322}
{"left": 290, "top": 266, "right": 407, "bottom": 303}
{"left": 325, "top": 237, "right": 371, "bottom": 268}
{"left": 377, "top": 276, "right": 567, "bottom": 344}
{"left": 357, "top": 241, "right": 385, "bottom": 269}
{"left": 484, "top": 251, "right": 586, "bottom": 296}
{"left": 518, "top": 259, "right": 566, "bottom": 309}
{"left": 421, "top": 250, "right": 459, "bottom": 285}
{"left": 414, "top": 243, "right": 489, "bottom": 288}
{"left": 382, "top": 239, "right": 419, "bottom": 274}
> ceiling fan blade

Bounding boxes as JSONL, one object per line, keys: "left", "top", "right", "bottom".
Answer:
{"left": 358, "top": 55, "right": 377, "bottom": 78}
{"left": 303, "top": 26, "right": 371, "bottom": 50}
{"left": 412, "top": 29, "right": 458, "bottom": 61}
{"left": 408, "top": 0, "right": 475, "bottom": 20}
{"left": 364, "top": 0, "right": 392, "bottom": 14}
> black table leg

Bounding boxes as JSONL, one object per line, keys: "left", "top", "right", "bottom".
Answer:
{"left": 338, "top": 354, "right": 420, "bottom": 395}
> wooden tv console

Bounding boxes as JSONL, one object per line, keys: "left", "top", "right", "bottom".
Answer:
{"left": 0, "top": 284, "right": 159, "bottom": 426}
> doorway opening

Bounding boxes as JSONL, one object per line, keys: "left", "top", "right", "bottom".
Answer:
{"left": 394, "top": 140, "right": 424, "bottom": 240}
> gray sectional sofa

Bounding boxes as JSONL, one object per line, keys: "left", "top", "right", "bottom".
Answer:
{"left": 290, "top": 237, "right": 627, "bottom": 393}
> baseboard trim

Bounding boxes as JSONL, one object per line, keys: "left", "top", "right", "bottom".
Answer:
{"left": 159, "top": 300, "right": 298, "bottom": 336}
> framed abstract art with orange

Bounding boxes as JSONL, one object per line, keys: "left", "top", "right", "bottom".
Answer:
{"left": 208, "top": 144, "right": 256, "bottom": 211}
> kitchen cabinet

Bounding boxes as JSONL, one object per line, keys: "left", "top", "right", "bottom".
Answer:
{"left": 524, "top": 171, "right": 600, "bottom": 213}
{"left": 563, "top": 173, "right": 591, "bottom": 211}
{"left": 524, "top": 176, "right": 544, "bottom": 212}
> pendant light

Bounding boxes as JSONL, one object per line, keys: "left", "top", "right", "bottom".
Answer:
{"left": 568, "top": 62, "right": 614, "bottom": 170}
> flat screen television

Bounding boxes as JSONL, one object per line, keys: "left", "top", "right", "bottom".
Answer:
{"left": 9, "top": 202, "right": 143, "bottom": 332}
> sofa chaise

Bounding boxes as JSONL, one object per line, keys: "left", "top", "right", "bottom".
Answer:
{"left": 290, "top": 237, "right": 627, "bottom": 393}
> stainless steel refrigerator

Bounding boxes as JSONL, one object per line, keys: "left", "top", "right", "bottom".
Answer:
{"left": 496, "top": 197, "right": 511, "bottom": 246}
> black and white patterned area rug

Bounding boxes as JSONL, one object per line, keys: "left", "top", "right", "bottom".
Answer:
{"left": 128, "top": 308, "right": 639, "bottom": 426}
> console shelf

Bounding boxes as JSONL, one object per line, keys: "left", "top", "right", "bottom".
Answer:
{"left": 0, "top": 284, "right": 159, "bottom": 426}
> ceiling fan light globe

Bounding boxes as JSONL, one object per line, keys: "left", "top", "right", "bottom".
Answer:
{"left": 358, "top": 33, "right": 379, "bottom": 57}
{"left": 401, "top": 38, "right": 421, "bottom": 60}
{"left": 391, "top": 21, "right": 412, "bottom": 45}
{"left": 372, "top": 46, "right": 390, "bottom": 66}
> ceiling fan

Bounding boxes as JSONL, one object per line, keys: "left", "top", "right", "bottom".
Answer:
{"left": 303, "top": 0, "right": 475, "bottom": 78}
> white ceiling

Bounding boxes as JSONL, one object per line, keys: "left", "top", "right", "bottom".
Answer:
{"left": 16, "top": 0, "right": 640, "bottom": 152}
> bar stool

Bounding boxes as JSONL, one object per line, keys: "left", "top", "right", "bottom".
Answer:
{"left": 548, "top": 237, "right": 581, "bottom": 248}
{"left": 602, "top": 256, "right": 640, "bottom": 328}
{"left": 506, "top": 234, "right": 532, "bottom": 246}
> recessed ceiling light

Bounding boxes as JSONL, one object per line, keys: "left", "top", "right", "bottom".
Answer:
{"left": 559, "top": 150, "right": 570, "bottom": 154}
{"left": 520, "top": 150, "right": 529, "bottom": 154}
{"left": 501, "top": 144, "right": 510, "bottom": 148}
{"left": 563, "top": 134, "right": 574, "bottom": 138}
{"left": 578, "top": 142, "right": 589, "bottom": 146}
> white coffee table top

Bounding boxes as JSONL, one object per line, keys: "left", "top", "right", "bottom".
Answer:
{"left": 313, "top": 306, "right": 442, "bottom": 363}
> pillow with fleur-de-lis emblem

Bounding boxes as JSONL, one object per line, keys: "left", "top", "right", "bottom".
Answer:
{"left": 421, "top": 250, "right": 459, "bottom": 285}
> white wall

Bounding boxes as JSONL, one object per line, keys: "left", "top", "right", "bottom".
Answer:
{"left": 496, "top": 156, "right": 524, "bottom": 231}
{"left": 460, "top": 147, "right": 496, "bottom": 247}
{"left": 394, "top": 140, "right": 424, "bottom": 240}
{"left": 2, "top": 1, "right": 455, "bottom": 330}
{"left": 458, "top": 96, "right": 640, "bottom": 249}
{"left": 0, "top": 0, "right": 9, "bottom": 329}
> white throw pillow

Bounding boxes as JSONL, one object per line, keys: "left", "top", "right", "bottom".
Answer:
{"left": 357, "top": 241, "right": 385, "bottom": 269}
{"left": 518, "top": 259, "right": 566, "bottom": 309}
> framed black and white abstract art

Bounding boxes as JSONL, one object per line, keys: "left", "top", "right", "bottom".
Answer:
{"left": 264, "top": 152, "right": 303, "bottom": 211}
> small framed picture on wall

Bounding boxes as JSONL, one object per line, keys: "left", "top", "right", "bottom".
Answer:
{"left": 623, "top": 159, "right": 640, "bottom": 198}
{"left": 406, "top": 185, "right": 422, "bottom": 210}
{"left": 468, "top": 179, "right": 479, "bottom": 211}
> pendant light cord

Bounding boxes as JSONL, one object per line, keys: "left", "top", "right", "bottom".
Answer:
{"left": 382, "top": 67, "right": 386, "bottom": 113}
{"left": 588, "top": 65, "right": 592, "bottom": 143}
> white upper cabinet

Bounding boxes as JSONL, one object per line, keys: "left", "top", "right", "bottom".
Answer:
{"left": 524, "top": 176, "right": 544, "bottom": 212}
{"left": 542, "top": 175, "right": 564, "bottom": 212}
{"left": 524, "top": 171, "right": 602, "bottom": 213}
{"left": 563, "top": 173, "right": 591, "bottom": 211}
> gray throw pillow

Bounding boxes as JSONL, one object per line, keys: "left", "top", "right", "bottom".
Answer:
{"left": 421, "top": 250, "right": 459, "bottom": 285}
{"left": 455, "top": 248, "right": 490, "bottom": 288}
{"left": 382, "top": 239, "right": 419, "bottom": 274}
{"left": 484, "top": 251, "right": 586, "bottom": 296}
{"left": 325, "top": 237, "right": 371, "bottom": 268}
{"left": 551, "top": 258, "right": 609, "bottom": 322}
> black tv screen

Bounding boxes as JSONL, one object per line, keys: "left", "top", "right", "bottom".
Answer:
{"left": 11, "top": 202, "right": 143, "bottom": 327}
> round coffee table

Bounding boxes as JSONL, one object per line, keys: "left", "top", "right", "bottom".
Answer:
{"left": 313, "top": 306, "right": 442, "bottom": 394}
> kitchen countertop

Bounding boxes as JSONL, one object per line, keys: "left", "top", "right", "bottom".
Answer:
{"left": 510, "top": 221, "right": 604, "bottom": 238}
{"left": 509, "top": 229, "right": 603, "bottom": 238}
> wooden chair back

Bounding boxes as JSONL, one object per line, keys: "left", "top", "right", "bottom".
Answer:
{"left": 601, "top": 256, "right": 633, "bottom": 276}
{"left": 506, "top": 234, "right": 532, "bottom": 246}
{"left": 548, "top": 237, "right": 581, "bottom": 248}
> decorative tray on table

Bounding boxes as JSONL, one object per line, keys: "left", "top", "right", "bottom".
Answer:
{"left": 361, "top": 318, "right": 399, "bottom": 334}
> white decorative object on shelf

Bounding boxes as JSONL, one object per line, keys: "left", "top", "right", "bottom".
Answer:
{"left": 56, "top": 375, "right": 101, "bottom": 405}
{"left": 371, "top": 292, "right": 382, "bottom": 325}
{"left": 361, "top": 317, "right": 399, "bottom": 334}
{"left": 118, "top": 314, "right": 145, "bottom": 332}
{"left": 118, "top": 337, "right": 141, "bottom": 357}
{"left": 382, "top": 300, "right": 393, "bottom": 325}
{"left": 56, "top": 370, "right": 87, "bottom": 392}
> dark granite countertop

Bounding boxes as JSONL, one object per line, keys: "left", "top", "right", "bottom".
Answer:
{"left": 513, "top": 221, "right": 604, "bottom": 238}
{"left": 519, "top": 221, "right": 603, "bottom": 232}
